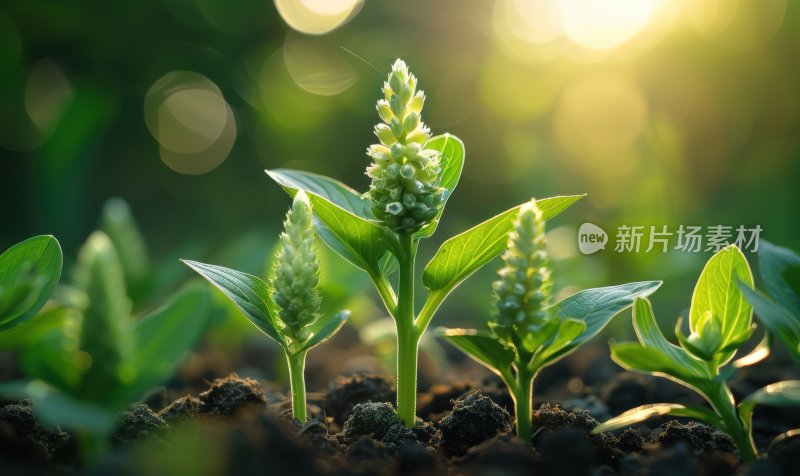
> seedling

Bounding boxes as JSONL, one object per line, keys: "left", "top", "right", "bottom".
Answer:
{"left": 738, "top": 240, "right": 800, "bottom": 364}
{"left": 184, "top": 192, "right": 350, "bottom": 423}
{"left": 594, "top": 245, "right": 800, "bottom": 462}
{"left": 0, "top": 231, "right": 210, "bottom": 459}
{"left": 0, "top": 235, "right": 63, "bottom": 331}
{"left": 265, "top": 59, "right": 584, "bottom": 427}
{"left": 438, "top": 200, "right": 661, "bottom": 441}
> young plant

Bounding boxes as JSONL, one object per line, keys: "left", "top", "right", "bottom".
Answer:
{"left": 738, "top": 240, "right": 800, "bottom": 365}
{"left": 0, "top": 235, "right": 63, "bottom": 332}
{"left": 437, "top": 200, "right": 661, "bottom": 441}
{"left": 183, "top": 192, "right": 350, "bottom": 423}
{"left": 266, "top": 59, "right": 585, "bottom": 427}
{"left": 594, "top": 245, "right": 800, "bottom": 462}
{"left": 0, "top": 231, "right": 211, "bottom": 458}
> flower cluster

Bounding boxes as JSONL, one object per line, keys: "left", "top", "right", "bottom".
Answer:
{"left": 364, "top": 59, "right": 445, "bottom": 233}
{"left": 271, "top": 192, "right": 321, "bottom": 342}
{"left": 490, "top": 200, "right": 554, "bottom": 346}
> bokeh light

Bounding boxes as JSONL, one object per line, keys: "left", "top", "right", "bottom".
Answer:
{"left": 24, "top": 59, "right": 73, "bottom": 138}
{"left": 274, "top": 0, "right": 363, "bottom": 35}
{"left": 687, "top": 0, "right": 787, "bottom": 50}
{"left": 283, "top": 37, "right": 359, "bottom": 96}
{"left": 559, "top": 0, "right": 660, "bottom": 50}
{"left": 144, "top": 71, "right": 236, "bottom": 174}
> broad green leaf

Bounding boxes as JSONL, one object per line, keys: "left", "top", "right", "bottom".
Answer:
{"left": 302, "top": 310, "right": 350, "bottom": 351}
{"left": 593, "top": 403, "right": 722, "bottom": 434}
{"left": 423, "top": 195, "right": 584, "bottom": 293}
{"left": 610, "top": 343, "right": 709, "bottom": 389}
{"left": 0, "top": 380, "right": 117, "bottom": 435}
{"left": 437, "top": 328, "right": 515, "bottom": 374}
{"left": 689, "top": 245, "right": 754, "bottom": 354}
{"left": 266, "top": 168, "right": 371, "bottom": 219}
{"left": 414, "top": 133, "right": 465, "bottom": 239}
{"left": 0, "top": 235, "right": 63, "bottom": 331}
{"left": 758, "top": 240, "right": 800, "bottom": 316}
{"left": 531, "top": 318, "right": 586, "bottom": 370}
{"left": 182, "top": 260, "right": 285, "bottom": 346}
{"left": 132, "top": 284, "right": 211, "bottom": 391}
{"left": 267, "top": 169, "right": 398, "bottom": 276}
{"left": 100, "top": 198, "right": 150, "bottom": 303}
{"left": 632, "top": 297, "right": 708, "bottom": 379}
{"left": 739, "top": 284, "right": 800, "bottom": 363}
{"left": 542, "top": 281, "right": 663, "bottom": 364}
{"left": 740, "top": 381, "right": 800, "bottom": 424}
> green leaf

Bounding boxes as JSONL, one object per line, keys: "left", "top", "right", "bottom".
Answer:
{"left": 593, "top": 403, "right": 722, "bottom": 434}
{"left": 131, "top": 284, "right": 211, "bottom": 393}
{"left": 423, "top": 195, "right": 584, "bottom": 293}
{"left": 740, "top": 381, "right": 800, "bottom": 424}
{"left": 689, "top": 245, "right": 754, "bottom": 357}
{"left": 414, "top": 133, "right": 465, "bottom": 239}
{"left": 738, "top": 284, "right": 800, "bottom": 363}
{"left": 758, "top": 240, "right": 800, "bottom": 316}
{"left": 74, "top": 232, "right": 133, "bottom": 400}
{"left": 99, "top": 198, "right": 150, "bottom": 303}
{"left": 266, "top": 168, "right": 371, "bottom": 219}
{"left": 0, "top": 235, "right": 63, "bottom": 331}
{"left": 632, "top": 297, "right": 709, "bottom": 379}
{"left": 541, "top": 281, "right": 663, "bottom": 365}
{"left": 302, "top": 310, "right": 350, "bottom": 351}
{"left": 530, "top": 318, "right": 586, "bottom": 370}
{"left": 266, "top": 169, "right": 398, "bottom": 276}
{"left": 182, "top": 260, "right": 285, "bottom": 346}
{"left": 437, "top": 328, "right": 515, "bottom": 375}
{"left": 610, "top": 343, "right": 710, "bottom": 390}
{"left": 0, "top": 380, "right": 117, "bottom": 435}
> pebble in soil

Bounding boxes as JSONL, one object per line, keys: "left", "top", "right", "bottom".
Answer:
{"left": 197, "top": 373, "right": 267, "bottom": 416}
{"left": 437, "top": 391, "right": 512, "bottom": 457}
{"left": 324, "top": 373, "right": 394, "bottom": 426}
{"left": 111, "top": 404, "right": 170, "bottom": 447}
{"left": 338, "top": 401, "right": 441, "bottom": 449}
{"left": 0, "top": 403, "right": 70, "bottom": 463}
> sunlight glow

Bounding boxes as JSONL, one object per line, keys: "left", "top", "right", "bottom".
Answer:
{"left": 274, "top": 0, "right": 363, "bottom": 35}
{"left": 559, "top": 0, "right": 660, "bottom": 50}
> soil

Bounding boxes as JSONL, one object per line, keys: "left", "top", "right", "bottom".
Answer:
{"left": 1, "top": 345, "right": 799, "bottom": 476}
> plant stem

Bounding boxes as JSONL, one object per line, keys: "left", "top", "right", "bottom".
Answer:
{"left": 707, "top": 382, "right": 757, "bottom": 462}
{"left": 396, "top": 232, "right": 418, "bottom": 427}
{"left": 286, "top": 349, "right": 308, "bottom": 423}
{"left": 514, "top": 370, "right": 534, "bottom": 442}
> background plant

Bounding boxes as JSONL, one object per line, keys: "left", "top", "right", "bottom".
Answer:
{"left": 594, "top": 245, "right": 800, "bottom": 462}
{"left": 266, "top": 59, "right": 584, "bottom": 427}
{"left": 184, "top": 191, "right": 350, "bottom": 423}
{"left": 438, "top": 200, "right": 661, "bottom": 441}
{"left": 0, "top": 235, "right": 62, "bottom": 332}
{"left": 0, "top": 230, "right": 211, "bottom": 459}
{"left": 738, "top": 240, "right": 800, "bottom": 365}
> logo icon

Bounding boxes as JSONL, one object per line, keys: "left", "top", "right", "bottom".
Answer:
{"left": 578, "top": 223, "right": 608, "bottom": 255}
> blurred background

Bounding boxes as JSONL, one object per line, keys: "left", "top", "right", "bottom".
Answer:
{"left": 1, "top": 0, "right": 799, "bottom": 379}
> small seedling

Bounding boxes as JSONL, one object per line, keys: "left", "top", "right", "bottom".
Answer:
{"left": 738, "top": 240, "right": 800, "bottom": 365}
{"left": 438, "top": 200, "right": 661, "bottom": 441}
{"left": 594, "top": 245, "right": 800, "bottom": 462}
{"left": 0, "top": 235, "right": 63, "bottom": 332}
{"left": 0, "top": 231, "right": 210, "bottom": 459}
{"left": 184, "top": 192, "right": 350, "bottom": 423}
{"left": 266, "top": 59, "right": 584, "bottom": 427}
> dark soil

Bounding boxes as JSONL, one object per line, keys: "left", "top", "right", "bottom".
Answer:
{"left": 2, "top": 345, "right": 799, "bottom": 476}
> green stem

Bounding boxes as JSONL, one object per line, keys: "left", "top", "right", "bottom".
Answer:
{"left": 396, "top": 232, "right": 418, "bottom": 427}
{"left": 370, "top": 272, "right": 398, "bottom": 316}
{"left": 286, "top": 349, "right": 308, "bottom": 423}
{"left": 513, "top": 370, "right": 534, "bottom": 442}
{"left": 706, "top": 382, "right": 757, "bottom": 462}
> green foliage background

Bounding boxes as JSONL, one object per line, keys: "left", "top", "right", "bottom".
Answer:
{"left": 2, "top": 0, "right": 799, "bottom": 331}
